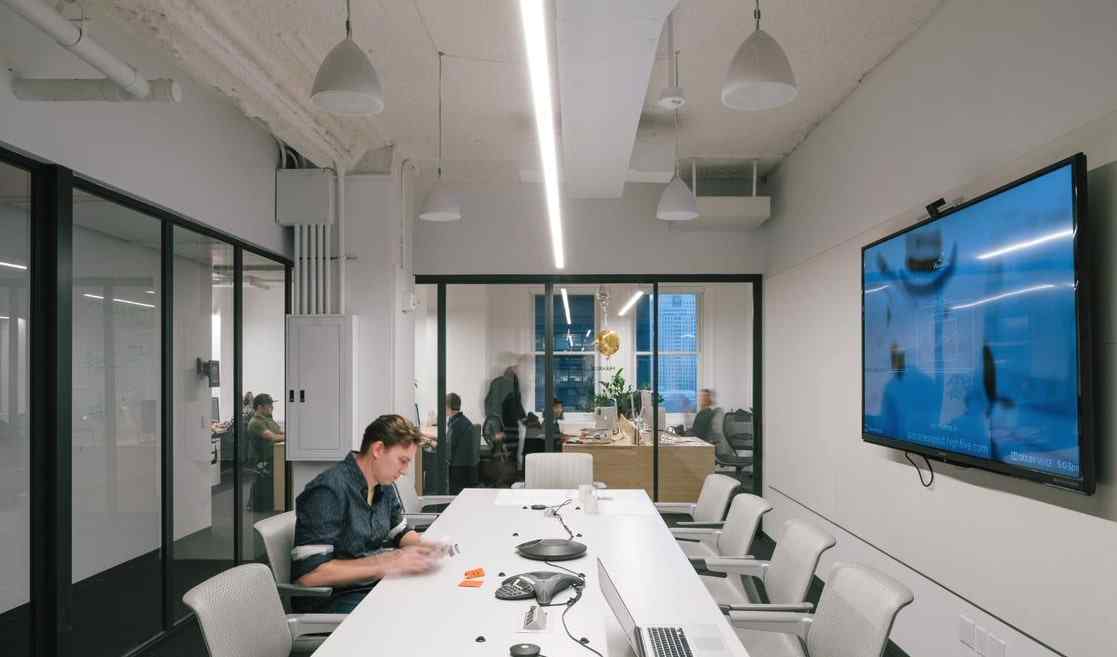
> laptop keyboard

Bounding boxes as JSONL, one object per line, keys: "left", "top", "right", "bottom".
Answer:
{"left": 648, "top": 627, "right": 693, "bottom": 657}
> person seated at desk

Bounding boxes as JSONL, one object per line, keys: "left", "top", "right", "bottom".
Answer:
{"left": 292, "top": 415, "right": 436, "bottom": 613}
{"left": 247, "top": 393, "right": 284, "bottom": 511}
{"left": 685, "top": 388, "right": 718, "bottom": 442}
{"left": 446, "top": 393, "right": 479, "bottom": 494}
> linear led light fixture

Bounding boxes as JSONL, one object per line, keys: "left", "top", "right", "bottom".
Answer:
{"left": 520, "top": 0, "right": 565, "bottom": 269}
{"left": 951, "top": 284, "right": 1056, "bottom": 311}
{"left": 618, "top": 290, "right": 645, "bottom": 316}
{"left": 976, "top": 228, "right": 1074, "bottom": 260}
{"left": 560, "top": 287, "right": 572, "bottom": 325}
{"left": 82, "top": 293, "right": 156, "bottom": 309}
{"left": 0, "top": 260, "right": 28, "bottom": 270}
{"left": 864, "top": 285, "right": 889, "bottom": 295}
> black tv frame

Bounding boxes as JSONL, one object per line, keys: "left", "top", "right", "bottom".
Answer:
{"left": 861, "top": 153, "right": 1095, "bottom": 494}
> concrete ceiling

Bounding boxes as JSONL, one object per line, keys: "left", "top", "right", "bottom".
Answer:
{"left": 88, "top": 0, "right": 942, "bottom": 195}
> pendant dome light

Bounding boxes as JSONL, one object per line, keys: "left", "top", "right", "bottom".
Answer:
{"left": 311, "top": 0, "right": 385, "bottom": 115}
{"left": 657, "top": 34, "right": 699, "bottom": 222}
{"left": 419, "top": 51, "right": 461, "bottom": 222}
{"left": 721, "top": 0, "right": 797, "bottom": 111}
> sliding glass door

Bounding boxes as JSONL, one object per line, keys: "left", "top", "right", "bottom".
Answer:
{"left": 71, "top": 188, "right": 164, "bottom": 657}
{"left": 0, "top": 159, "right": 31, "bottom": 657}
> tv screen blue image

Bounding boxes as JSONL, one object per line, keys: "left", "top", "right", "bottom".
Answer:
{"left": 863, "top": 162, "right": 1084, "bottom": 481}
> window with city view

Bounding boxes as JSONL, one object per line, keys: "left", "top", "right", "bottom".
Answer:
{"left": 636, "top": 293, "right": 699, "bottom": 413}
{"left": 534, "top": 293, "right": 595, "bottom": 412}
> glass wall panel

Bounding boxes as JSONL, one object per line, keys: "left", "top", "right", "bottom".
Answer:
{"left": 171, "top": 227, "right": 235, "bottom": 619}
{"left": 240, "top": 251, "right": 289, "bottom": 561}
{"left": 0, "top": 161, "right": 30, "bottom": 657}
{"left": 551, "top": 285, "right": 656, "bottom": 496}
{"left": 429, "top": 284, "right": 539, "bottom": 492}
{"left": 653, "top": 283, "right": 756, "bottom": 502}
{"left": 412, "top": 284, "right": 439, "bottom": 494}
{"left": 71, "top": 189, "right": 163, "bottom": 657}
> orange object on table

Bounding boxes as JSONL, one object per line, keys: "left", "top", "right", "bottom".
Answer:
{"left": 458, "top": 579, "right": 484, "bottom": 588}
{"left": 464, "top": 567, "right": 485, "bottom": 579}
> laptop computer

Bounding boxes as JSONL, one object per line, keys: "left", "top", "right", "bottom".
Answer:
{"left": 597, "top": 558, "right": 729, "bottom": 657}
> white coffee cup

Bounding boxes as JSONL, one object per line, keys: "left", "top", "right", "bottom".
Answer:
{"left": 578, "top": 484, "right": 598, "bottom": 513}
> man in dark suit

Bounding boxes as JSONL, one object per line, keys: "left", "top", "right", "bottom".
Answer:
{"left": 446, "top": 393, "right": 479, "bottom": 494}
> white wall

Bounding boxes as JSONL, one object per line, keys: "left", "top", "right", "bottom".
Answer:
{"left": 242, "top": 282, "right": 287, "bottom": 422}
{"left": 413, "top": 181, "right": 767, "bottom": 275}
{"left": 0, "top": 3, "right": 287, "bottom": 256}
{"left": 763, "top": 2, "right": 1117, "bottom": 656}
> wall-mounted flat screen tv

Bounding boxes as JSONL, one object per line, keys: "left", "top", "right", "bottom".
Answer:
{"left": 862, "top": 154, "right": 1094, "bottom": 493}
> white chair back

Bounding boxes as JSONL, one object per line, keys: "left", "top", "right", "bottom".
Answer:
{"left": 183, "top": 563, "right": 291, "bottom": 657}
{"left": 764, "top": 520, "right": 837, "bottom": 604}
{"left": 254, "top": 511, "right": 296, "bottom": 586}
{"left": 692, "top": 474, "right": 741, "bottom": 522}
{"left": 716, "top": 493, "right": 772, "bottom": 556}
{"left": 806, "top": 563, "right": 914, "bottom": 657}
{"left": 524, "top": 452, "right": 594, "bottom": 489}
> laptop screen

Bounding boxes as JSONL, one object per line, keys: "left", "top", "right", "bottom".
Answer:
{"left": 597, "top": 558, "right": 641, "bottom": 654}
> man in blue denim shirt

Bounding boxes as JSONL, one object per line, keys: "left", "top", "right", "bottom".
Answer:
{"left": 292, "top": 415, "right": 436, "bottom": 612}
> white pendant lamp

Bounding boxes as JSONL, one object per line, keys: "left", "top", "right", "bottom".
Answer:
{"left": 722, "top": 0, "right": 797, "bottom": 111}
{"left": 419, "top": 51, "right": 461, "bottom": 222}
{"left": 657, "top": 42, "right": 698, "bottom": 222}
{"left": 312, "top": 0, "right": 384, "bottom": 115}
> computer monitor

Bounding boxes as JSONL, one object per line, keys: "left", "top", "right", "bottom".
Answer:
{"left": 639, "top": 390, "right": 666, "bottom": 429}
{"left": 594, "top": 405, "right": 617, "bottom": 431}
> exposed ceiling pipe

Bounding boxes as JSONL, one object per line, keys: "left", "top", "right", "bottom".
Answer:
{"left": 2, "top": 0, "right": 169, "bottom": 100}
{"left": 12, "top": 77, "right": 180, "bottom": 102}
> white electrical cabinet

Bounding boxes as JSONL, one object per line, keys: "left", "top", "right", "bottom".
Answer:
{"left": 285, "top": 315, "right": 358, "bottom": 461}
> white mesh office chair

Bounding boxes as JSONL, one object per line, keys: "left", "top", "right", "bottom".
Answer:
{"left": 512, "top": 452, "right": 605, "bottom": 489}
{"left": 701, "top": 519, "right": 836, "bottom": 611}
{"left": 655, "top": 473, "right": 740, "bottom": 526}
{"left": 670, "top": 493, "right": 772, "bottom": 560}
{"left": 728, "top": 562, "right": 914, "bottom": 657}
{"left": 183, "top": 563, "right": 345, "bottom": 657}
{"left": 254, "top": 512, "right": 332, "bottom": 611}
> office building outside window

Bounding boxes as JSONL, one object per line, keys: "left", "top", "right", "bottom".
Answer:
{"left": 637, "top": 293, "right": 699, "bottom": 413}
{"left": 534, "top": 293, "right": 595, "bottom": 412}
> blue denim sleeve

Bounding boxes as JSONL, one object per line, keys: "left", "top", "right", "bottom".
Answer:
{"left": 291, "top": 485, "right": 343, "bottom": 581}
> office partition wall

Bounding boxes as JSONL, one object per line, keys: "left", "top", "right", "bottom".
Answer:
{"left": 0, "top": 158, "right": 31, "bottom": 657}
{"left": 414, "top": 275, "right": 762, "bottom": 502}
{"left": 0, "top": 142, "right": 291, "bottom": 657}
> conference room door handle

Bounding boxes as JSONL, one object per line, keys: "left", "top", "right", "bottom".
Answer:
{"left": 289, "top": 390, "right": 295, "bottom": 403}
{"left": 299, "top": 389, "right": 306, "bottom": 403}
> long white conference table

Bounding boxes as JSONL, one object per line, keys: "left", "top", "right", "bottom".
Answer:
{"left": 311, "top": 488, "right": 749, "bottom": 657}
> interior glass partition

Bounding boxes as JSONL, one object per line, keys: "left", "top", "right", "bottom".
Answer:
{"left": 413, "top": 283, "right": 439, "bottom": 494}
{"left": 239, "top": 250, "right": 290, "bottom": 562}
{"left": 0, "top": 160, "right": 31, "bottom": 657}
{"left": 650, "top": 283, "right": 756, "bottom": 499}
{"left": 555, "top": 284, "right": 658, "bottom": 497}
{"left": 71, "top": 188, "right": 164, "bottom": 657}
{"left": 415, "top": 276, "right": 761, "bottom": 502}
{"left": 170, "top": 227, "right": 235, "bottom": 620}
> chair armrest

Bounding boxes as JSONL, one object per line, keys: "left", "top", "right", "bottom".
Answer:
{"left": 704, "top": 557, "right": 768, "bottom": 578}
{"left": 727, "top": 610, "right": 813, "bottom": 641}
{"left": 511, "top": 481, "right": 525, "bottom": 489}
{"left": 720, "top": 602, "right": 813, "bottom": 614}
{"left": 417, "top": 495, "right": 456, "bottom": 507}
{"left": 404, "top": 512, "right": 439, "bottom": 524}
{"left": 654, "top": 502, "right": 697, "bottom": 516}
{"left": 277, "top": 582, "right": 333, "bottom": 598}
{"left": 670, "top": 527, "right": 720, "bottom": 539}
{"left": 286, "top": 613, "right": 346, "bottom": 639}
{"left": 674, "top": 521, "right": 725, "bottom": 528}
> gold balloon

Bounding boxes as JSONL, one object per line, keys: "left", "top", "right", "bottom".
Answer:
{"left": 596, "top": 329, "right": 620, "bottom": 357}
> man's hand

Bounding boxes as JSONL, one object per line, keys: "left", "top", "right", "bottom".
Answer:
{"left": 382, "top": 545, "right": 436, "bottom": 576}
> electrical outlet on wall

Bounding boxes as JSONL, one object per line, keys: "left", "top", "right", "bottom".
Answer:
{"left": 959, "top": 615, "right": 975, "bottom": 648}
{"left": 975, "top": 625, "right": 989, "bottom": 656}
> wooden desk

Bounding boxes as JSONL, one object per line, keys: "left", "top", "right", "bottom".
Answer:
{"left": 563, "top": 433, "right": 714, "bottom": 502}
{"left": 273, "top": 441, "right": 286, "bottom": 511}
